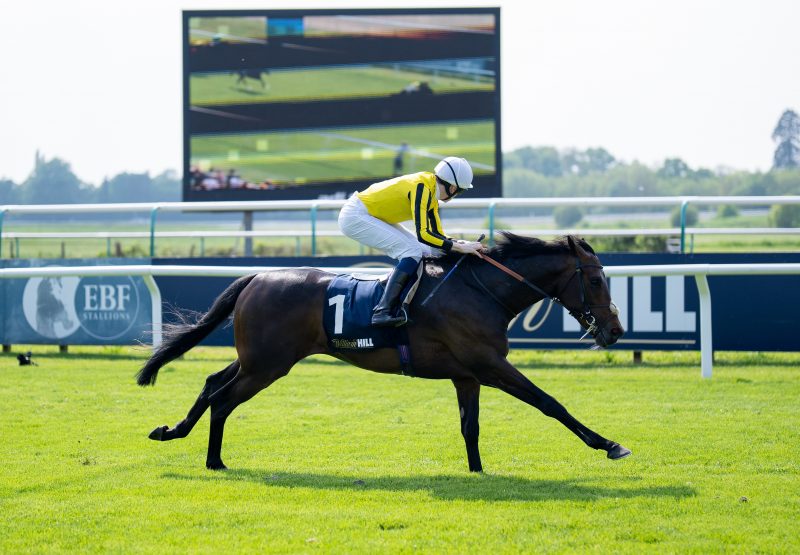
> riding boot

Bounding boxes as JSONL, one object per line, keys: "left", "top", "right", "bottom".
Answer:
{"left": 371, "top": 263, "right": 415, "bottom": 327}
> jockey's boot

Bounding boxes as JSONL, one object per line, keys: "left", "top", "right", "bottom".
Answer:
{"left": 371, "top": 259, "right": 416, "bottom": 327}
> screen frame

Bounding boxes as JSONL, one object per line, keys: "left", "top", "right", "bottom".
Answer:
{"left": 182, "top": 7, "right": 501, "bottom": 201}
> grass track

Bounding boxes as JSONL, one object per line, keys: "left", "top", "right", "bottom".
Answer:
{"left": 1, "top": 347, "right": 798, "bottom": 552}
{"left": 191, "top": 66, "right": 493, "bottom": 105}
{"left": 190, "top": 121, "right": 496, "bottom": 185}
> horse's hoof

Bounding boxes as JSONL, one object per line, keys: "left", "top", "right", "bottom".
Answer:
{"left": 206, "top": 461, "right": 228, "bottom": 471}
{"left": 148, "top": 425, "right": 168, "bottom": 441}
{"left": 607, "top": 443, "right": 632, "bottom": 460}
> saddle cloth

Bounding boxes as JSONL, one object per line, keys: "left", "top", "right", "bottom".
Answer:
{"left": 322, "top": 265, "right": 422, "bottom": 353}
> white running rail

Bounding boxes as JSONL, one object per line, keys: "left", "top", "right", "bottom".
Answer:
{"left": 2, "top": 195, "right": 798, "bottom": 256}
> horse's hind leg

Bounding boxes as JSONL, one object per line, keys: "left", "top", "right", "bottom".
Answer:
{"left": 484, "top": 358, "right": 631, "bottom": 460}
{"left": 149, "top": 360, "right": 240, "bottom": 442}
{"left": 205, "top": 360, "right": 293, "bottom": 470}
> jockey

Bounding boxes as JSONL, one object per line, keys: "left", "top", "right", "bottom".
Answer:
{"left": 338, "top": 156, "right": 484, "bottom": 327}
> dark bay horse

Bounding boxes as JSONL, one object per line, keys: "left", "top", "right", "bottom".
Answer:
{"left": 232, "top": 69, "right": 269, "bottom": 90}
{"left": 137, "top": 233, "right": 630, "bottom": 471}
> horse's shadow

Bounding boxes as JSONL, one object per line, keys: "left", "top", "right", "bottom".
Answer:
{"left": 162, "top": 469, "right": 695, "bottom": 503}
{"left": 231, "top": 87, "right": 265, "bottom": 96}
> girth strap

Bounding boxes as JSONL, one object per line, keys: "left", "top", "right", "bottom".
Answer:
{"left": 397, "top": 344, "right": 413, "bottom": 376}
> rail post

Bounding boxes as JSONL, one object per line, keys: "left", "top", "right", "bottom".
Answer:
{"left": 149, "top": 205, "right": 161, "bottom": 258}
{"left": 0, "top": 208, "right": 6, "bottom": 259}
{"left": 243, "top": 211, "right": 253, "bottom": 256}
{"left": 310, "top": 203, "right": 318, "bottom": 256}
{"left": 142, "top": 275, "right": 162, "bottom": 348}
{"left": 488, "top": 200, "right": 497, "bottom": 246}
{"left": 679, "top": 199, "right": 689, "bottom": 254}
{"left": 695, "top": 273, "right": 713, "bottom": 378}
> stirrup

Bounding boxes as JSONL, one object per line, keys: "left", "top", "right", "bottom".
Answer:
{"left": 398, "top": 305, "right": 412, "bottom": 326}
{"left": 371, "top": 306, "right": 409, "bottom": 327}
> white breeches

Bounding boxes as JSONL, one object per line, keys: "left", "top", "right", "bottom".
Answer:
{"left": 338, "top": 195, "right": 444, "bottom": 261}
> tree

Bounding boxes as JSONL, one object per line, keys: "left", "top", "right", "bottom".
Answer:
{"left": 658, "top": 158, "right": 692, "bottom": 179}
{"left": 150, "top": 170, "right": 181, "bottom": 202}
{"left": 94, "top": 170, "right": 180, "bottom": 203}
{"left": 769, "top": 204, "right": 800, "bottom": 227}
{"left": 0, "top": 179, "right": 19, "bottom": 204}
{"left": 21, "top": 153, "right": 89, "bottom": 204}
{"left": 505, "top": 146, "right": 563, "bottom": 177}
{"left": 503, "top": 168, "right": 553, "bottom": 198}
{"left": 772, "top": 109, "right": 800, "bottom": 169}
{"left": 553, "top": 206, "right": 583, "bottom": 227}
{"left": 584, "top": 147, "right": 616, "bottom": 173}
{"left": 99, "top": 172, "right": 154, "bottom": 203}
{"left": 670, "top": 205, "right": 699, "bottom": 227}
{"left": 562, "top": 148, "right": 616, "bottom": 175}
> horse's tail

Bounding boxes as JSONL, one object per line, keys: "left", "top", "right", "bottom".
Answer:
{"left": 136, "top": 274, "right": 258, "bottom": 386}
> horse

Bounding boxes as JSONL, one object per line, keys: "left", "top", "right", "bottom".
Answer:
{"left": 136, "top": 233, "right": 630, "bottom": 472}
{"left": 232, "top": 69, "right": 269, "bottom": 90}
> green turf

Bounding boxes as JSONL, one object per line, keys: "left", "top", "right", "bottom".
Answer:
{"left": 1, "top": 347, "right": 797, "bottom": 553}
{"left": 190, "top": 121, "right": 495, "bottom": 186}
{"left": 191, "top": 66, "right": 493, "bottom": 106}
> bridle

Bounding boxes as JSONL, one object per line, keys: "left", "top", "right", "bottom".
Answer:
{"left": 468, "top": 253, "right": 618, "bottom": 340}
{"left": 552, "top": 258, "right": 618, "bottom": 339}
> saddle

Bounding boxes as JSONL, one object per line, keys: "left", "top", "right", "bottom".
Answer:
{"left": 322, "top": 265, "right": 424, "bottom": 374}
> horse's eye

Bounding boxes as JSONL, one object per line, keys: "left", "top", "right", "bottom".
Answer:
{"left": 590, "top": 277, "right": 602, "bottom": 287}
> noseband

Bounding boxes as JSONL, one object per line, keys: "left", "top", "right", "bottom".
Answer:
{"left": 468, "top": 254, "right": 617, "bottom": 339}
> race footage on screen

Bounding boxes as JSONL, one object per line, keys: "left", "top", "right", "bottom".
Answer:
{"left": 183, "top": 8, "right": 501, "bottom": 201}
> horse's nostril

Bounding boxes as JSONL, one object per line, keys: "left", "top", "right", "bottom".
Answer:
{"left": 611, "top": 327, "right": 624, "bottom": 338}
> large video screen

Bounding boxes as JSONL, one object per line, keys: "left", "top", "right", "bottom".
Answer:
{"left": 183, "top": 8, "right": 501, "bottom": 201}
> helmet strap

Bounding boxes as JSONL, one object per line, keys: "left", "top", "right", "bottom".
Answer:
{"left": 436, "top": 177, "right": 461, "bottom": 200}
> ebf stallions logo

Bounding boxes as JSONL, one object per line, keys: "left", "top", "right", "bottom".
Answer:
{"left": 22, "top": 277, "right": 82, "bottom": 339}
{"left": 76, "top": 276, "right": 141, "bottom": 340}
{"left": 22, "top": 275, "right": 141, "bottom": 341}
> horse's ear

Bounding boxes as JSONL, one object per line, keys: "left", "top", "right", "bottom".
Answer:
{"left": 567, "top": 235, "right": 586, "bottom": 257}
{"left": 567, "top": 235, "right": 578, "bottom": 255}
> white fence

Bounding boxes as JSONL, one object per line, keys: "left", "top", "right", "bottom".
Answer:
{"left": 2, "top": 195, "right": 798, "bottom": 256}
{"left": 2, "top": 263, "right": 799, "bottom": 378}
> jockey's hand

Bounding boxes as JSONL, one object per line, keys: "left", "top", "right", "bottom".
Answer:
{"left": 451, "top": 240, "right": 484, "bottom": 256}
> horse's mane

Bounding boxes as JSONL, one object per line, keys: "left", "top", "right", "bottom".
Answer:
{"left": 488, "top": 231, "right": 595, "bottom": 259}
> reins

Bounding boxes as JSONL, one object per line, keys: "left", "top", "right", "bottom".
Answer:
{"left": 471, "top": 251, "right": 614, "bottom": 340}
{"left": 474, "top": 252, "right": 551, "bottom": 299}
{"left": 420, "top": 234, "right": 485, "bottom": 307}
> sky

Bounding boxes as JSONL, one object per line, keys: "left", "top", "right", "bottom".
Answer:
{"left": 1, "top": 0, "right": 798, "bottom": 185}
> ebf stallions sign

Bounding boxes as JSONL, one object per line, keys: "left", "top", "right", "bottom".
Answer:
{"left": 1, "top": 260, "right": 150, "bottom": 345}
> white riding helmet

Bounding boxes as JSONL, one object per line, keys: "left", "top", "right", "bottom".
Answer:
{"left": 434, "top": 157, "right": 474, "bottom": 190}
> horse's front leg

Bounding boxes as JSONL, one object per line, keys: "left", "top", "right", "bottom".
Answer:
{"left": 482, "top": 357, "right": 631, "bottom": 460}
{"left": 452, "top": 378, "right": 482, "bottom": 472}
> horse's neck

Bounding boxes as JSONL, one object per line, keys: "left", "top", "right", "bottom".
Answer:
{"left": 472, "top": 255, "right": 555, "bottom": 316}
{"left": 481, "top": 255, "right": 568, "bottom": 314}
